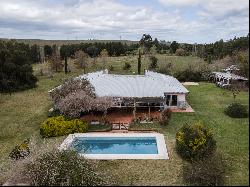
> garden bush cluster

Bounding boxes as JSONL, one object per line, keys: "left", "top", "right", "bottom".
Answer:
{"left": 9, "top": 139, "right": 30, "bottom": 160}
{"left": 174, "top": 67, "right": 210, "bottom": 82}
{"left": 158, "top": 62, "right": 211, "bottom": 82}
{"left": 24, "top": 150, "right": 111, "bottom": 186}
{"left": 224, "top": 102, "right": 248, "bottom": 118}
{"left": 40, "top": 116, "right": 88, "bottom": 138}
{"left": 176, "top": 122, "right": 216, "bottom": 161}
{"left": 183, "top": 153, "right": 225, "bottom": 186}
{"left": 176, "top": 122, "right": 225, "bottom": 185}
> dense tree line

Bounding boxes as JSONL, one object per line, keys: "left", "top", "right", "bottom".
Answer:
{"left": 196, "top": 34, "right": 249, "bottom": 62}
{"left": 60, "top": 42, "right": 139, "bottom": 59}
{"left": 0, "top": 40, "right": 37, "bottom": 93}
{"left": 59, "top": 38, "right": 172, "bottom": 59}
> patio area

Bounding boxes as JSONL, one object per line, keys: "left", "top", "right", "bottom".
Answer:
{"left": 81, "top": 107, "right": 161, "bottom": 124}
{"left": 81, "top": 105, "right": 194, "bottom": 125}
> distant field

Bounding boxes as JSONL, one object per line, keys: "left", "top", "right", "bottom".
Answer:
{"left": 33, "top": 54, "right": 205, "bottom": 76}
{"left": 34, "top": 54, "right": 206, "bottom": 78}
{"left": 0, "top": 55, "right": 248, "bottom": 185}
{"left": 100, "top": 54, "right": 205, "bottom": 75}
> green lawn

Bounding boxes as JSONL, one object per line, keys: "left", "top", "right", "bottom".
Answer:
{"left": 98, "top": 83, "right": 249, "bottom": 186}
{"left": 0, "top": 56, "right": 249, "bottom": 185}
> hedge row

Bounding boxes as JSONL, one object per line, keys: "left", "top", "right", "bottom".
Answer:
{"left": 40, "top": 116, "right": 88, "bottom": 138}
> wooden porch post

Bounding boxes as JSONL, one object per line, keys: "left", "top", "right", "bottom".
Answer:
{"left": 133, "top": 99, "right": 136, "bottom": 119}
{"left": 169, "top": 95, "right": 173, "bottom": 107}
{"left": 148, "top": 102, "right": 151, "bottom": 117}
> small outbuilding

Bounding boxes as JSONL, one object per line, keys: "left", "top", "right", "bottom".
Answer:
{"left": 210, "top": 65, "right": 248, "bottom": 87}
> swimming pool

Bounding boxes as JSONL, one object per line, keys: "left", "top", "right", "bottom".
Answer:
{"left": 71, "top": 137, "right": 158, "bottom": 154}
{"left": 59, "top": 133, "right": 169, "bottom": 159}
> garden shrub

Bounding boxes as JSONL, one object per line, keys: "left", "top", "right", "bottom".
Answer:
{"left": 174, "top": 69, "right": 203, "bottom": 82}
{"left": 40, "top": 116, "right": 88, "bottom": 138}
{"left": 224, "top": 102, "right": 248, "bottom": 118}
{"left": 47, "top": 108, "right": 61, "bottom": 117}
{"left": 108, "top": 65, "right": 114, "bottom": 71}
{"left": 174, "top": 63, "right": 211, "bottom": 82}
{"left": 176, "top": 122, "right": 216, "bottom": 161}
{"left": 175, "top": 48, "right": 188, "bottom": 56}
{"left": 9, "top": 139, "right": 30, "bottom": 160}
{"left": 159, "top": 108, "right": 172, "bottom": 125}
{"left": 183, "top": 153, "right": 225, "bottom": 186}
{"left": 24, "top": 150, "right": 112, "bottom": 186}
{"left": 123, "top": 62, "right": 131, "bottom": 70}
{"left": 149, "top": 56, "right": 158, "bottom": 70}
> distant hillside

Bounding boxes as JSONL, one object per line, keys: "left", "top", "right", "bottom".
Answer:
{"left": 0, "top": 38, "right": 138, "bottom": 46}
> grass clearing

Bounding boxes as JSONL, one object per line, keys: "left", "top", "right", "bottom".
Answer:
{"left": 0, "top": 55, "right": 248, "bottom": 185}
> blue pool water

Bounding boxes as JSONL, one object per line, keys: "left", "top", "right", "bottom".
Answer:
{"left": 70, "top": 137, "right": 158, "bottom": 154}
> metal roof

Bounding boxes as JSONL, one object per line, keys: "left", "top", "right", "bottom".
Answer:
{"left": 78, "top": 70, "right": 189, "bottom": 98}
{"left": 212, "top": 71, "right": 248, "bottom": 81}
{"left": 222, "top": 65, "right": 240, "bottom": 72}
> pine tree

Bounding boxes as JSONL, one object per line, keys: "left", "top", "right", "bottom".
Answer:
{"left": 138, "top": 49, "right": 141, "bottom": 74}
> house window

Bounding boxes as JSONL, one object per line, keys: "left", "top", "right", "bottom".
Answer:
{"left": 165, "top": 95, "right": 178, "bottom": 106}
{"left": 172, "top": 95, "right": 177, "bottom": 106}
{"left": 166, "top": 95, "right": 171, "bottom": 106}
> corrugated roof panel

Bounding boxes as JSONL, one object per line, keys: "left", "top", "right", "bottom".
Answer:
{"left": 212, "top": 72, "right": 248, "bottom": 80}
{"left": 79, "top": 70, "right": 189, "bottom": 98}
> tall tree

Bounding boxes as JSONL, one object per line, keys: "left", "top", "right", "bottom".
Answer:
{"left": 100, "top": 49, "right": 109, "bottom": 69}
{"left": 138, "top": 49, "right": 141, "bottom": 74}
{"left": 30, "top": 44, "right": 40, "bottom": 63}
{"left": 170, "top": 41, "right": 179, "bottom": 54}
{"left": 0, "top": 40, "right": 37, "bottom": 93}
{"left": 64, "top": 57, "right": 68, "bottom": 74}
{"left": 139, "top": 34, "right": 153, "bottom": 55}
{"left": 86, "top": 46, "right": 98, "bottom": 65}
{"left": 74, "top": 50, "right": 89, "bottom": 73}
{"left": 44, "top": 45, "right": 53, "bottom": 58}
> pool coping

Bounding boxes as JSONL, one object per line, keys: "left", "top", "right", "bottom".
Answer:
{"left": 59, "top": 133, "right": 169, "bottom": 160}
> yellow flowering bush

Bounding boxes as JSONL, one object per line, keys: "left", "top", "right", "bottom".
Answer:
{"left": 176, "top": 122, "right": 216, "bottom": 161}
{"left": 9, "top": 139, "right": 30, "bottom": 160}
{"left": 40, "top": 116, "right": 88, "bottom": 138}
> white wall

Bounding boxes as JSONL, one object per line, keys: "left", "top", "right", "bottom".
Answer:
{"left": 177, "top": 94, "right": 186, "bottom": 102}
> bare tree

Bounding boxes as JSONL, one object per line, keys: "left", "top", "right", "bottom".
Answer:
{"left": 57, "top": 90, "right": 96, "bottom": 118}
{"left": 49, "top": 78, "right": 95, "bottom": 105}
{"left": 150, "top": 45, "right": 157, "bottom": 56}
{"left": 100, "top": 49, "right": 109, "bottom": 69}
{"left": 48, "top": 53, "right": 63, "bottom": 72}
{"left": 57, "top": 92, "right": 114, "bottom": 118}
{"left": 49, "top": 78, "right": 114, "bottom": 118}
{"left": 228, "top": 80, "right": 245, "bottom": 101}
{"left": 74, "top": 50, "right": 89, "bottom": 73}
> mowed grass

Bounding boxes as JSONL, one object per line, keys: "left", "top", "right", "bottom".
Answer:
{"left": 98, "top": 83, "right": 249, "bottom": 186}
{"left": 0, "top": 68, "right": 86, "bottom": 184}
{"left": 0, "top": 55, "right": 249, "bottom": 185}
